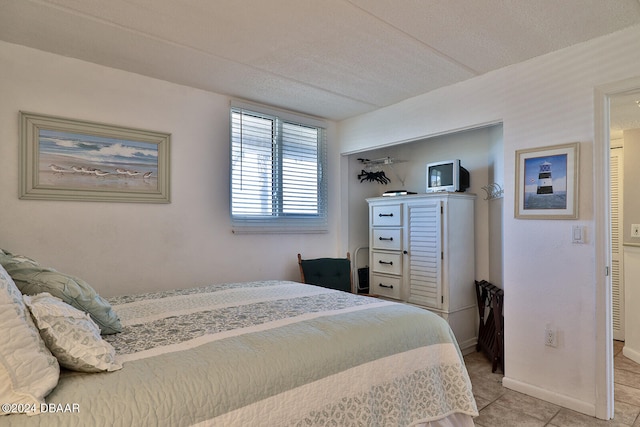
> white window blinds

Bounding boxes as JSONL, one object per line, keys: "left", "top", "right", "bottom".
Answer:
{"left": 230, "top": 101, "right": 328, "bottom": 233}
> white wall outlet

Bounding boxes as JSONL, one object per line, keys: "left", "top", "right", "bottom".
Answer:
{"left": 545, "top": 326, "right": 557, "bottom": 347}
{"left": 632, "top": 224, "right": 640, "bottom": 238}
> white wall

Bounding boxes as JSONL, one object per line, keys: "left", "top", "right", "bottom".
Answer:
{"left": 623, "top": 128, "right": 640, "bottom": 363}
{"left": 0, "top": 41, "right": 341, "bottom": 297}
{"left": 338, "top": 24, "right": 640, "bottom": 417}
{"left": 623, "top": 128, "right": 640, "bottom": 245}
{"left": 624, "top": 246, "right": 640, "bottom": 363}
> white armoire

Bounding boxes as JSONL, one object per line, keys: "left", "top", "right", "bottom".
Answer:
{"left": 367, "top": 193, "right": 477, "bottom": 353}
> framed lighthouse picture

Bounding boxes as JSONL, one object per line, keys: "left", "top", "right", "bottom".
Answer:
{"left": 515, "top": 142, "right": 579, "bottom": 219}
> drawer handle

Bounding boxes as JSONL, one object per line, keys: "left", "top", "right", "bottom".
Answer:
{"left": 378, "top": 213, "right": 394, "bottom": 217}
{"left": 378, "top": 237, "right": 394, "bottom": 241}
{"left": 379, "top": 283, "right": 394, "bottom": 289}
{"left": 378, "top": 260, "right": 393, "bottom": 266}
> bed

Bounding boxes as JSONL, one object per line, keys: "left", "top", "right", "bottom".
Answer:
{"left": 1, "top": 255, "right": 478, "bottom": 427}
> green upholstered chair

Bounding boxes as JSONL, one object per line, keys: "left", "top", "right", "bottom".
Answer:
{"left": 297, "top": 253, "right": 352, "bottom": 293}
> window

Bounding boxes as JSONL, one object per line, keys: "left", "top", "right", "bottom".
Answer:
{"left": 230, "top": 101, "right": 327, "bottom": 233}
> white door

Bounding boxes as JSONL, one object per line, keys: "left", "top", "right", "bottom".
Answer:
{"left": 611, "top": 142, "right": 624, "bottom": 341}
{"left": 406, "top": 201, "right": 442, "bottom": 309}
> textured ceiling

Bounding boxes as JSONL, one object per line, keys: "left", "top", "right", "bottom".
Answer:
{"left": 1, "top": 0, "right": 640, "bottom": 122}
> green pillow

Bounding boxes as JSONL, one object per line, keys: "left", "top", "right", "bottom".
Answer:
{"left": 0, "top": 249, "right": 122, "bottom": 335}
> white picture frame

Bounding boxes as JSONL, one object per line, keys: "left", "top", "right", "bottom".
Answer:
{"left": 515, "top": 142, "right": 579, "bottom": 219}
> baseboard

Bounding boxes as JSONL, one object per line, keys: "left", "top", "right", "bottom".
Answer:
{"left": 623, "top": 345, "right": 640, "bottom": 365}
{"left": 458, "top": 337, "right": 478, "bottom": 356}
{"left": 502, "top": 377, "right": 595, "bottom": 417}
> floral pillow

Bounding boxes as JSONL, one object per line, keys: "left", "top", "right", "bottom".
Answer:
{"left": 24, "top": 293, "right": 122, "bottom": 373}
{"left": 0, "top": 265, "right": 59, "bottom": 415}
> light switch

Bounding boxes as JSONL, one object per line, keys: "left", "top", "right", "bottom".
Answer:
{"left": 572, "top": 225, "right": 585, "bottom": 244}
{"left": 632, "top": 224, "right": 640, "bottom": 238}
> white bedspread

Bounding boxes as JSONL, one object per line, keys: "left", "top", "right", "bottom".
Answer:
{"left": 7, "top": 281, "right": 478, "bottom": 426}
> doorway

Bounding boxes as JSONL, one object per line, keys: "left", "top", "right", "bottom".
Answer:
{"left": 609, "top": 87, "right": 640, "bottom": 346}
{"left": 596, "top": 78, "right": 640, "bottom": 420}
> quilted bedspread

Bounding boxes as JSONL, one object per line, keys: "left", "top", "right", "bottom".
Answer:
{"left": 7, "top": 280, "right": 478, "bottom": 426}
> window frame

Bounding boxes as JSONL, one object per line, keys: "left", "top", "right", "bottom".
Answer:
{"left": 229, "top": 100, "right": 328, "bottom": 234}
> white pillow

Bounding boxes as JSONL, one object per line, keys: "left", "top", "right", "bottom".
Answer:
{"left": 23, "top": 293, "right": 122, "bottom": 373}
{"left": 0, "top": 265, "right": 59, "bottom": 415}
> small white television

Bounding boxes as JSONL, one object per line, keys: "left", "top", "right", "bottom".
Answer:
{"left": 426, "top": 159, "right": 470, "bottom": 193}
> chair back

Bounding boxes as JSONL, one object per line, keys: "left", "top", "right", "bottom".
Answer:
{"left": 297, "top": 253, "right": 352, "bottom": 293}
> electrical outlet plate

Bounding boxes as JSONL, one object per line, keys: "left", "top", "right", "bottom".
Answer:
{"left": 545, "top": 327, "right": 557, "bottom": 347}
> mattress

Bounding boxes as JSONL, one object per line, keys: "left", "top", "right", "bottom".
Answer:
{"left": 6, "top": 280, "right": 478, "bottom": 426}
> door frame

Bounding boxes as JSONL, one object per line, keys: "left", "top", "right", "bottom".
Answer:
{"left": 594, "top": 76, "right": 640, "bottom": 419}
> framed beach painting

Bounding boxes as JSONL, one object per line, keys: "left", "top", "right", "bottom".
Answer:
{"left": 515, "top": 142, "right": 579, "bottom": 219}
{"left": 19, "top": 112, "right": 170, "bottom": 203}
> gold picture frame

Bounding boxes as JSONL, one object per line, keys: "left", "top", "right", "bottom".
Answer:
{"left": 19, "top": 112, "right": 170, "bottom": 203}
{"left": 515, "top": 142, "right": 579, "bottom": 219}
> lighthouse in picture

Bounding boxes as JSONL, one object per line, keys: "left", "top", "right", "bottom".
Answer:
{"left": 537, "top": 161, "right": 553, "bottom": 194}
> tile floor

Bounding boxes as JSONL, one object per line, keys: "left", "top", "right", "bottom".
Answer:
{"left": 464, "top": 341, "right": 640, "bottom": 426}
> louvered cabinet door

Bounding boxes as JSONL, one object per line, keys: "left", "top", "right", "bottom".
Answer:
{"left": 611, "top": 146, "right": 624, "bottom": 340}
{"left": 406, "top": 201, "right": 442, "bottom": 309}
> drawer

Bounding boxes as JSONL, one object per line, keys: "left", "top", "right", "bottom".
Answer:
{"left": 371, "top": 274, "right": 401, "bottom": 299}
{"left": 372, "top": 252, "right": 402, "bottom": 275}
{"left": 372, "top": 228, "right": 402, "bottom": 250}
{"left": 371, "top": 204, "right": 402, "bottom": 226}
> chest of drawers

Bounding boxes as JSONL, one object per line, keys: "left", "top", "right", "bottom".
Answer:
{"left": 367, "top": 193, "right": 477, "bottom": 353}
